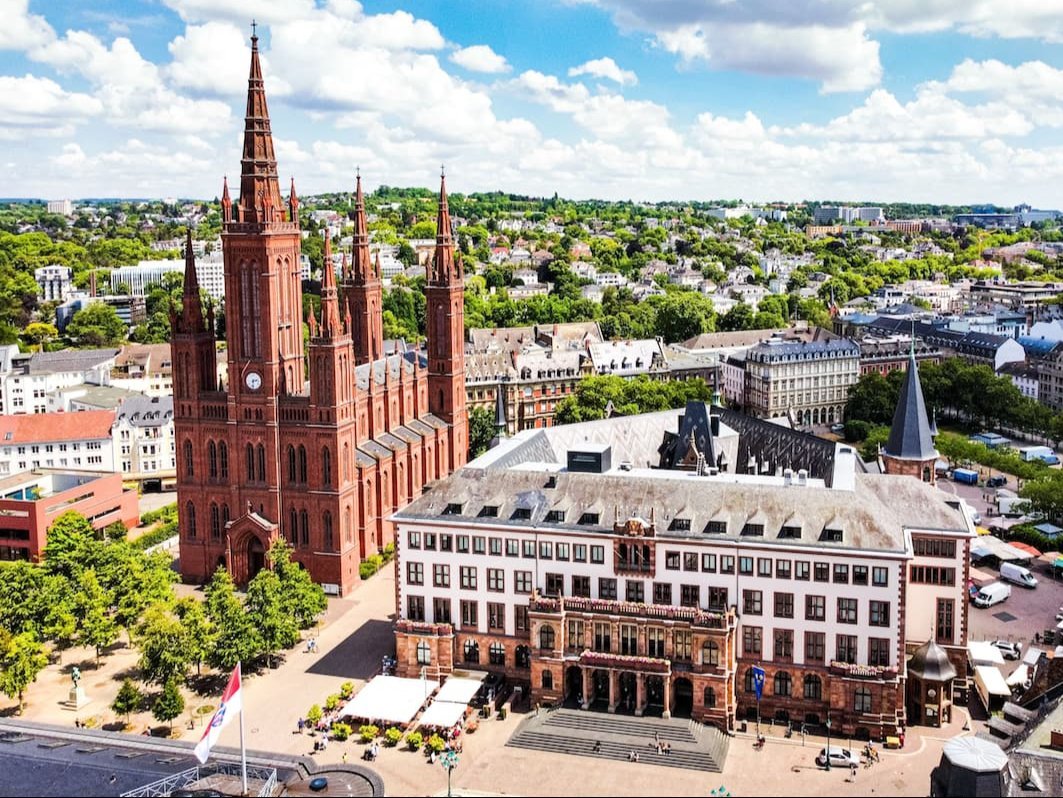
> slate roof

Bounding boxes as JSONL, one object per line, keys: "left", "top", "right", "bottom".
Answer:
{"left": 25, "top": 348, "right": 118, "bottom": 375}
{"left": 115, "top": 395, "right": 174, "bottom": 427}
{"left": 884, "top": 347, "right": 938, "bottom": 461}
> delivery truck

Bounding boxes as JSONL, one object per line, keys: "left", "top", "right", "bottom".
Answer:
{"left": 1019, "top": 446, "right": 1060, "bottom": 465}
{"left": 953, "top": 468, "right": 979, "bottom": 485}
{"left": 973, "top": 582, "right": 1011, "bottom": 608}
{"left": 1000, "top": 562, "right": 1038, "bottom": 589}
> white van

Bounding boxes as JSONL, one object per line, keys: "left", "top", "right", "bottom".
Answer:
{"left": 1000, "top": 562, "right": 1038, "bottom": 589}
{"left": 973, "top": 582, "right": 1011, "bottom": 608}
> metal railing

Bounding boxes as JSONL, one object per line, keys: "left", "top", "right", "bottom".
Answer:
{"left": 120, "top": 762, "right": 278, "bottom": 797}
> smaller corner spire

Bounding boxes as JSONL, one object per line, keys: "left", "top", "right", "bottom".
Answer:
{"left": 180, "top": 227, "right": 205, "bottom": 333}
{"left": 221, "top": 175, "right": 232, "bottom": 223}
{"left": 288, "top": 176, "right": 299, "bottom": 224}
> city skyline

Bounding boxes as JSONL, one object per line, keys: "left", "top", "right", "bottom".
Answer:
{"left": 3, "top": 0, "right": 1063, "bottom": 204}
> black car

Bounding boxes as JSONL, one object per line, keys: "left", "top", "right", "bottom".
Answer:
{"left": 987, "top": 476, "right": 1007, "bottom": 488}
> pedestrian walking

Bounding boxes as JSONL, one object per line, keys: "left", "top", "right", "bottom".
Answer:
{"left": 342, "top": 751, "right": 348, "bottom": 764}
{"left": 534, "top": 702, "right": 540, "bottom": 716}
{"left": 849, "top": 762, "right": 857, "bottom": 782}
{"left": 593, "top": 740, "right": 602, "bottom": 753}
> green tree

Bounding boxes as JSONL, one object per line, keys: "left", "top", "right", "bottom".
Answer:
{"left": 21, "top": 321, "right": 57, "bottom": 351}
{"left": 205, "top": 569, "right": 261, "bottom": 670}
{"left": 174, "top": 597, "right": 214, "bottom": 677}
{"left": 152, "top": 676, "right": 185, "bottom": 733}
{"left": 74, "top": 570, "right": 117, "bottom": 667}
{"left": 844, "top": 372, "right": 898, "bottom": 426}
{"left": 66, "top": 302, "right": 127, "bottom": 347}
{"left": 1019, "top": 471, "right": 1063, "bottom": 523}
{"left": 718, "top": 302, "right": 755, "bottom": 332}
{"left": 653, "top": 293, "right": 715, "bottom": 343}
{"left": 0, "top": 630, "right": 48, "bottom": 713}
{"left": 0, "top": 561, "right": 43, "bottom": 635}
{"left": 136, "top": 603, "right": 191, "bottom": 685}
{"left": 270, "top": 541, "right": 327, "bottom": 630}
{"left": 246, "top": 569, "right": 298, "bottom": 667}
{"left": 468, "top": 405, "right": 496, "bottom": 460}
{"left": 111, "top": 678, "right": 143, "bottom": 727}
{"left": 38, "top": 575, "right": 77, "bottom": 661}
{"left": 43, "top": 511, "right": 97, "bottom": 579}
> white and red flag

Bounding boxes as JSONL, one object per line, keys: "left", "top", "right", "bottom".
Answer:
{"left": 194, "top": 663, "right": 243, "bottom": 764}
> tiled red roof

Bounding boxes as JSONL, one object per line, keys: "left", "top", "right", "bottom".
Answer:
{"left": 0, "top": 410, "right": 115, "bottom": 445}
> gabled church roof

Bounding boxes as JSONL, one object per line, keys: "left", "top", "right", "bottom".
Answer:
{"left": 884, "top": 342, "right": 937, "bottom": 461}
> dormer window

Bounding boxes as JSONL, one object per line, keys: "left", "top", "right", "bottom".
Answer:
{"left": 578, "top": 512, "right": 600, "bottom": 526}
{"left": 669, "top": 518, "right": 691, "bottom": 532}
{"left": 545, "top": 510, "right": 565, "bottom": 523}
{"left": 478, "top": 505, "right": 499, "bottom": 518}
{"left": 742, "top": 523, "right": 764, "bottom": 537}
{"left": 823, "top": 528, "right": 843, "bottom": 543}
{"left": 511, "top": 508, "right": 532, "bottom": 521}
{"left": 443, "top": 502, "right": 463, "bottom": 516}
{"left": 544, "top": 476, "right": 557, "bottom": 489}
{"left": 705, "top": 520, "right": 727, "bottom": 535}
{"left": 780, "top": 525, "right": 802, "bottom": 539}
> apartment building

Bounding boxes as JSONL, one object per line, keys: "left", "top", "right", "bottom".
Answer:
{"left": 0, "top": 410, "right": 116, "bottom": 476}
{"left": 742, "top": 339, "right": 860, "bottom": 426}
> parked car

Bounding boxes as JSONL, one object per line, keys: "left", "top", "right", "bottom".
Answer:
{"left": 1000, "top": 562, "right": 1038, "bottom": 589}
{"left": 816, "top": 747, "right": 858, "bottom": 768}
{"left": 992, "top": 640, "right": 1022, "bottom": 660}
{"left": 830, "top": 423, "right": 845, "bottom": 433}
{"left": 987, "top": 476, "right": 1007, "bottom": 488}
{"left": 973, "top": 582, "right": 1011, "bottom": 608}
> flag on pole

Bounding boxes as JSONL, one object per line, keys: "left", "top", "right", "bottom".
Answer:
{"left": 751, "top": 665, "right": 765, "bottom": 702}
{"left": 194, "top": 663, "right": 243, "bottom": 764}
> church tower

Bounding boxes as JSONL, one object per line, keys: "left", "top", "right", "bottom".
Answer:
{"left": 882, "top": 339, "right": 938, "bottom": 483}
{"left": 171, "top": 228, "right": 217, "bottom": 407}
{"left": 342, "top": 174, "right": 384, "bottom": 365}
{"left": 425, "top": 173, "right": 467, "bottom": 468}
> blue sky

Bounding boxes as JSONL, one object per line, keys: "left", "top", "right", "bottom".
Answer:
{"left": 3, "top": 0, "right": 1063, "bottom": 204}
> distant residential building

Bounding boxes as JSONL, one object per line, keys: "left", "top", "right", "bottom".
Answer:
{"left": 109, "top": 253, "right": 226, "bottom": 301}
{"left": 595, "top": 272, "right": 628, "bottom": 287}
{"left": 997, "top": 361, "right": 1040, "bottom": 401}
{"left": 110, "top": 343, "right": 174, "bottom": 396}
{"left": 46, "top": 199, "right": 72, "bottom": 216}
{"left": 507, "top": 283, "right": 550, "bottom": 300}
{"left": 0, "top": 348, "right": 118, "bottom": 415}
{"left": 55, "top": 294, "right": 146, "bottom": 332}
{"left": 743, "top": 337, "right": 860, "bottom": 425}
{"left": 968, "top": 281, "right": 1063, "bottom": 309}
{"left": 856, "top": 318, "right": 1026, "bottom": 372}
{"left": 0, "top": 471, "right": 138, "bottom": 562}
{"left": 858, "top": 336, "right": 941, "bottom": 376}
{"left": 587, "top": 339, "right": 667, "bottom": 377}
{"left": 814, "top": 206, "right": 884, "bottom": 225}
{"left": 34, "top": 265, "right": 74, "bottom": 302}
{"left": 113, "top": 395, "right": 175, "bottom": 486}
{"left": 0, "top": 410, "right": 116, "bottom": 476}
{"left": 47, "top": 384, "right": 139, "bottom": 413}
{"left": 706, "top": 206, "right": 787, "bottom": 222}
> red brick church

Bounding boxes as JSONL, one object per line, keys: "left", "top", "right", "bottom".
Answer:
{"left": 172, "top": 33, "right": 467, "bottom": 595}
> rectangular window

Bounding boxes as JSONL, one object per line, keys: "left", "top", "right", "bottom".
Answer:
{"left": 872, "top": 566, "right": 889, "bottom": 587}
{"left": 913, "top": 538, "right": 957, "bottom": 558}
{"left": 433, "top": 598, "right": 452, "bottom": 625}
{"left": 511, "top": 569, "right": 533, "bottom": 595}
{"left": 853, "top": 565, "right": 869, "bottom": 586}
{"left": 708, "top": 587, "right": 728, "bottom": 610}
{"left": 514, "top": 605, "right": 529, "bottom": 633}
{"left": 680, "top": 584, "right": 699, "bottom": 608}
{"left": 591, "top": 545, "right": 605, "bottom": 564}
{"left": 774, "top": 628, "right": 794, "bottom": 661}
{"left": 406, "top": 562, "right": 424, "bottom": 586}
{"left": 869, "top": 637, "right": 891, "bottom": 667}
{"left": 936, "top": 598, "right": 955, "bottom": 643}
{"left": 572, "top": 575, "right": 591, "bottom": 598}
{"left": 489, "top": 537, "right": 503, "bottom": 556}
{"left": 566, "top": 619, "right": 584, "bottom": 652}
{"left": 743, "top": 626, "right": 762, "bottom": 656}
{"left": 473, "top": 536, "right": 486, "bottom": 555}
{"left": 836, "top": 634, "right": 858, "bottom": 664}
{"left": 545, "top": 572, "right": 564, "bottom": 597}
{"left": 720, "top": 555, "right": 735, "bottom": 574}
{"left": 594, "top": 622, "right": 611, "bottom": 653}
{"left": 556, "top": 543, "right": 570, "bottom": 561}
{"left": 806, "top": 595, "right": 825, "bottom": 621}
{"left": 833, "top": 564, "right": 849, "bottom": 584}
{"left": 910, "top": 566, "right": 956, "bottom": 585}
{"left": 683, "top": 553, "right": 699, "bottom": 572}
{"left": 488, "top": 602, "right": 505, "bottom": 630}
{"left": 647, "top": 627, "right": 665, "bottom": 658}
{"left": 653, "top": 582, "right": 672, "bottom": 605}
{"left": 573, "top": 544, "right": 587, "bottom": 562}
{"left": 837, "top": 597, "right": 858, "bottom": 624}
{"left": 805, "top": 631, "right": 825, "bottom": 662}
{"left": 743, "top": 589, "right": 762, "bottom": 616}
{"left": 674, "top": 630, "right": 692, "bottom": 662}
{"left": 757, "top": 558, "right": 772, "bottom": 577}
{"left": 407, "top": 595, "right": 425, "bottom": 622}
{"left": 706, "top": 520, "right": 727, "bottom": 535}
{"left": 407, "top": 530, "right": 421, "bottom": 549}
{"left": 739, "top": 556, "right": 754, "bottom": 576}
{"left": 626, "top": 580, "right": 645, "bottom": 603}
{"left": 460, "top": 566, "right": 477, "bottom": 590}
{"left": 539, "top": 541, "right": 553, "bottom": 559}
{"left": 795, "top": 561, "right": 810, "bottom": 580}
{"left": 506, "top": 539, "right": 519, "bottom": 557}
{"left": 456, "top": 535, "right": 469, "bottom": 553}
{"left": 545, "top": 510, "right": 564, "bottom": 523}
{"left": 702, "top": 553, "right": 717, "bottom": 572}
{"left": 487, "top": 568, "right": 504, "bottom": 592}
{"left": 774, "top": 592, "right": 794, "bottom": 618}
{"left": 440, "top": 534, "right": 453, "bottom": 552}
{"left": 599, "top": 578, "right": 617, "bottom": 600}
{"left": 424, "top": 533, "right": 437, "bottom": 551}
{"left": 620, "top": 624, "right": 637, "bottom": 655}
{"left": 460, "top": 600, "right": 478, "bottom": 629}
{"left": 433, "top": 564, "right": 450, "bottom": 588}
{"left": 869, "top": 600, "right": 890, "bottom": 627}
{"left": 776, "top": 559, "right": 791, "bottom": 580}
{"left": 814, "top": 562, "right": 829, "bottom": 582}
{"left": 665, "top": 551, "right": 680, "bottom": 570}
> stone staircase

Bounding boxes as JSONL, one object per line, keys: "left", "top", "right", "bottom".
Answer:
{"left": 506, "top": 709, "right": 729, "bottom": 772}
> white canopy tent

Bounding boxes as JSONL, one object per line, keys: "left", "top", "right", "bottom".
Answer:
{"left": 340, "top": 676, "right": 439, "bottom": 725}
{"left": 417, "top": 700, "right": 468, "bottom": 729}
{"left": 968, "top": 641, "right": 1006, "bottom": 666}
{"left": 975, "top": 665, "right": 1012, "bottom": 699}
{"left": 1005, "top": 664, "right": 1029, "bottom": 688}
{"left": 434, "top": 676, "right": 484, "bottom": 705}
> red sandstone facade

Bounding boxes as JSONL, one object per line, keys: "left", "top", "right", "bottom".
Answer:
{"left": 173, "top": 34, "right": 466, "bottom": 595}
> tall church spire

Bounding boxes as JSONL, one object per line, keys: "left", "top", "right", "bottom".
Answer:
{"left": 430, "top": 169, "right": 458, "bottom": 284}
{"left": 319, "top": 235, "right": 341, "bottom": 338}
{"left": 179, "top": 228, "right": 205, "bottom": 333}
{"left": 882, "top": 337, "right": 938, "bottom": 482}
{"left": 237, "top": 28, "right": 282, "bottom": 224}
{"left": 349, "top": 172, "right": 373, "bottom": 283}
{"left": 342, "top": 171, "right": 383, "bottom": 364}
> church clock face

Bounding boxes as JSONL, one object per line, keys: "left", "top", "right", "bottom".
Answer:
{"left": 245, "top": 371, "right": 262, "bottom": 391}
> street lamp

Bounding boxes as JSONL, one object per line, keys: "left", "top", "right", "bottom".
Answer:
{"left": 441, "top": 749, "right": 459, "bottom": 798}
{"left": 825, "top": 714, "right": 832, "bottom": 771}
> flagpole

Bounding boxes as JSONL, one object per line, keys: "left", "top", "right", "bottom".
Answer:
{"left": 238, "top": 661, "right": 248, "bottom": 796}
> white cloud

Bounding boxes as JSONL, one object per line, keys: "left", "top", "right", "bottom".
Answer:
{"left": 167, "top": 22, "right": 250, "bottom": 96}
{"left": 0, "top": 74, "right": 101, "bottom": 131}
{"left": 450, "top": 44, "right": 510, "bottom": 74}
{"left": 568, "top": 57, "right": 637, "bottom": 86}
{"left": 161, "top": 0, "right": 317, "bottom": 26}
{"left": 0, "top": 0, "right": 52, "bottom": 51}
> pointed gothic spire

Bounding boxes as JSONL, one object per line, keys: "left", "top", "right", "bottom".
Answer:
{"left": 883, "top": 337, "right": 937, "bottom": 461}
{"left": 430, "top": 170, "right": 456, "bottom": 284}
{"left": 319, "top": 235, "right": 341, "bottom": 338}
{"left": 180, "top": 228, "right": 205, "bottom": 333}
{"left": 349, "top": 172, "right": 373, "bottom": 283}
{"left": 221, "top": 176, "right": 232, "bottom": 223}
{"left": 238, "top": 28, "right": 282, "bottom": 223}
{"left": 288, "top": 176, "right": 299, "bottom": 225}
{"left": 374, "top": 251, "right": 382, "bottom": 279}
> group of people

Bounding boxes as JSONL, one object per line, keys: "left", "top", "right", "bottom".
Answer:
{"left": 305, "top": 637, "right": 319, "bottom": 654}
{"left": 362, "top": 741, "right": 380, "bottom": 761}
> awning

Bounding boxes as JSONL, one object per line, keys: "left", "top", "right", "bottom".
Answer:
{"left": 968, "top": 641, "right": 1005, "bottom": 666}
{"left": 1022, "top": 647, "right": 1043, "bottom": 667}
{"left": 434, "top": 676, "right": 485, "bottom": 705}
{"left": 1005, "top": 664, "right": 1028, "bottom": 687}
{"left": 975, "top": 665, "right": 1012, "bottom": 697}
{"left": 1010, "top": 541, "right": 1042, "bottom": 558}
{"left": 417, "top": 700, "right": 468, "bottom": 729}
{"left": 339, "top": 675, "right": 439, "bottom": 725}
{"left": 1037, "top": 551, "right": 1062, "bottom": 567}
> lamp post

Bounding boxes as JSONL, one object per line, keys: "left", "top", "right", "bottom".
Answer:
{"left": 441, "top": 749, "right": 459, "bottom": 798}
{"left": 825, "top": 714, "right": 832, "bottom": 771}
